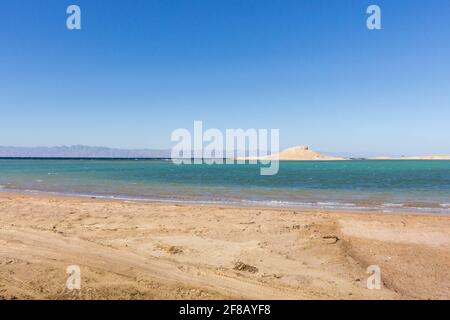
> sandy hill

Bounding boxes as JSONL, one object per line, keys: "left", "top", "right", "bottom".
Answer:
{"left": 242, "top": 146, "right": 345, "bottom": 161}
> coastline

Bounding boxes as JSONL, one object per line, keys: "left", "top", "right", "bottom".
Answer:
{"left": 1, "top": 188, "right": 449, "bottom": 215}
{"left": 1, "top": 191, "right": 449, "bottom": 299}
{"left": 2, "top": 159, "right": 450, "bottom": 215}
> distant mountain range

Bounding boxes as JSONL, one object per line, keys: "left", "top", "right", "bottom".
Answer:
{"left": 0, "top": 145, "right": 171, "bottom": 158}
{"left": 0, "top": 145, "right": 344, "bottom": 159}
{"left": 1, "top": 145, "right": 449, "bottom": 160}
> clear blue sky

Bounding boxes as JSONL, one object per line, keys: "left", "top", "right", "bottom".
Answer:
{"left": 1, "top": 0, "right": 449, "bottom": 156}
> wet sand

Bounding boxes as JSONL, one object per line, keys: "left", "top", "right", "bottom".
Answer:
{"left": 0, "top": 192, "right": 449, "bottom": 299}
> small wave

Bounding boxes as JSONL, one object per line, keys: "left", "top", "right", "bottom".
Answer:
{"left": 402, "top": 202, "right": 443, "bottom": 209}
{"left": 243, "top": 200, "right": 309, "bottom": 207}
{"left": 317, "top": 202, "right": 356, "bottom": 207}
{"left": 382, "top": 203, "right": 403, "bottom": 208}
{"left": 1, "top": 184, "right": 449, "bottom": 215}
{"left": 238, "top": 199, "right": 375, "bottom": 211}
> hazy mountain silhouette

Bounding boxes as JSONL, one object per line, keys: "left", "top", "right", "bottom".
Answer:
{"left": 0, "top": 145, "right": 171, "bottom": 158}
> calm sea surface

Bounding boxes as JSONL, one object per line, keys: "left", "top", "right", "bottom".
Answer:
{"left": 1, "top": 159, "right": 450, "bottom": 213}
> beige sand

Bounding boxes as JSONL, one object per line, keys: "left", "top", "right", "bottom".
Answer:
{"left": 0, "top": 192, "right": 449, "bottom": 300}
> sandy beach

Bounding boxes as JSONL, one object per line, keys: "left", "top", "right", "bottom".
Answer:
{"left": 0, "top": 191, "right": 449, "bottom": 300}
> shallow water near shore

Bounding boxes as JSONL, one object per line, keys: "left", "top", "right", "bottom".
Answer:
{"left": 1, "top": 159, "right": 450, "bottom": 213}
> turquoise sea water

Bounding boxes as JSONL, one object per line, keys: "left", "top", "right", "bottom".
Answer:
{"left": 1, "top": 159, "right": 450, "bottom": 213}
